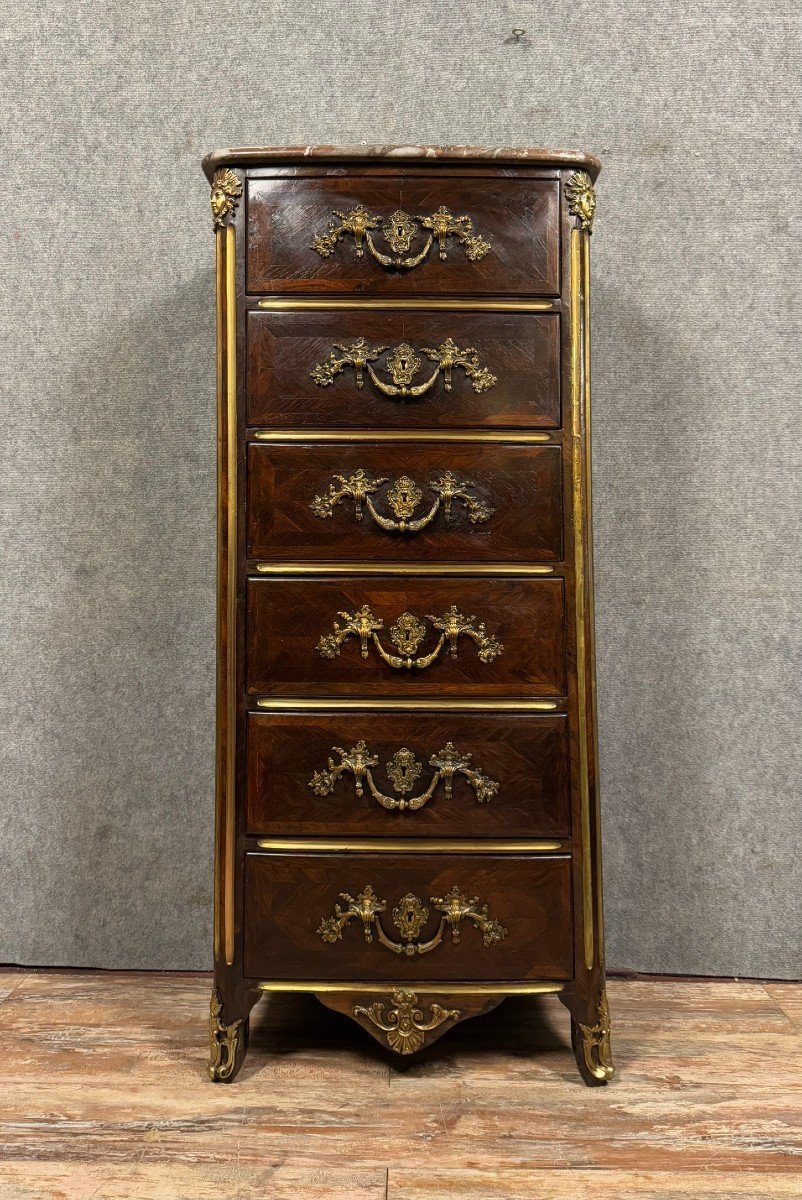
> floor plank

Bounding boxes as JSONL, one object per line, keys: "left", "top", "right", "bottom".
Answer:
{"left": 0, "top": 1162, "right": 387, "bottom": 1200}
{"left": 388, "top": 1168, "right": 802, "bottom": 1199}
{"left": 764, "top": 983, "right": 802, "bottom": 1033}
{"left": 0, "top": 971, "right": 798, "bottom": 1197}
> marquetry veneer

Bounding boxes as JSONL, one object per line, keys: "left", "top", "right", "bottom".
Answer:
{"left": 203, "top": 144, "right": 613, "bottom": 1084}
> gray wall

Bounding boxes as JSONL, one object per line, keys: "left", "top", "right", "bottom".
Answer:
{"left": 2, "top": 1, "right": 800, "bottom": 977}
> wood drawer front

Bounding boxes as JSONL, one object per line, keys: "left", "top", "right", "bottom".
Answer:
{"left": 246, "top": 309, "right": 561, "bottom": 429}
{"left": 246, "top": 177, "right": 560, "bottom": 296}
{"left": 244, "top": 852, "right": 573, "bottom": 981}
{"left": 246, "top": 577, "right": 566, "bottom": 698}
{"left": 246, "top": 711, "right": 570, "bottom": 838}
{"left": 247, "top": 442, "right": 563, "bottom": 564}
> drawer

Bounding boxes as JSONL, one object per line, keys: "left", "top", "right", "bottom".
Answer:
{"left": 246, "top": 576, "right": 566, "bottom": 698}
{"left": 246, "top": 309, "right": 560, "bottom": 429}
{"left": 244, "top": 852, "right": 573, "bottom": 981}
{"left": 246, "top": 176, "right": 560, "bottom": 295}
{"left": 247, "top": 441, "right": 563, "bottom": 564}
{"left": 246, "top": 711, "right": 571, "bottom": 838}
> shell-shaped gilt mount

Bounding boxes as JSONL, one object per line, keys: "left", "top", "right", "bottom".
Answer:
{"left": 354, "top": 989, "right": 460, "bottom": 1055}
{"left": 311, "top": 204, "right": 491, "bottom": 269}
{"left": 566, "top": 171, "right": 596, "bottom": 234}
{"left": 210, "top": 168, "right": 243, "bottom": 231}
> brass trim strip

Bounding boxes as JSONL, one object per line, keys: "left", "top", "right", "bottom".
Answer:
{"left": 254, "top": 838, "right": 566, "bottom": 854}
{"left": 571, "top": 226, "right": 594, "bottom": 972}
{"left": 213, "top": 228, "right": 224, "bottom": 959}
{"left": 223, "top": 223, "right": 237, "bottom": 966}
{"left": 251, "top": 563, "right": 556, "bottom": 577}
{"left": 255, "top": 298, "right": 556, "bottom": 312}
{"left": 252, "top": 430, "right": 552, "bottom": 443}
{"left": 254, "top": 698, "right": 561, "bottom": 712}
{"left": 583, "top": 228, "right": 605, "bottom": 970}
{"left": 258, "top": 980, "right": 565, "bottom": 995}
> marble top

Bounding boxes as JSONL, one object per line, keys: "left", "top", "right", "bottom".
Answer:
{"left": 202, "top": 144, "right": 601, "bottom": 181}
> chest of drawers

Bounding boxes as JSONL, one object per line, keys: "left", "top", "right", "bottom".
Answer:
{"left": 203, "top": 145, "right": 613, "bottom": 1084}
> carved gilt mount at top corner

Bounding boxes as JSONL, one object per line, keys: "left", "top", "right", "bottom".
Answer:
{"left": 210, "top": 168, "right": 243, "bottom": 231}
{"left": 311, "top": 205, "right": 491, "bottom": 269}
{"left": 566, "top": 171, "right": 596, "bottom": 234}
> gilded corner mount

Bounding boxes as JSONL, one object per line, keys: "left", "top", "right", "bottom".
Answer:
{"left": 566, "top": 171, "right": 596, "bottom": 233}
{"left": 210, "top": 168, "right": 243, "bottom": 231}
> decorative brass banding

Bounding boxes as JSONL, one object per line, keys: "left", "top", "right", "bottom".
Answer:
{"left": 317, "top": 884, "right": 507, "bottom": 956}
{"left": 354, "top": 989, "right": 460, "bottom": 1054}
{"left": 310, "top": 740, "right": 498, "bottom": 811}
{"left": 571, "top": 225, "right": 594, "bottom": 972}
{"left": 210, "top": 168, "right": 242, "bottom": 231}
{"left": 311, "top": 205, "right": 490, "bottom": 269}
{"left": 208, "top": 990, "right": 242, "bottom": 1081}
{"left": 577, "top": 991, "right": 615, "bottom": 1081}
{"left": 310, "top": 470, "right": 494, "bottom": 533}
{"left": 252, "top": 564, "right": 555, "bottom": 577}
{"left": 255, "top": 839, "right": 564, "bottom": 852}
{"left": 566, "top": 171, "right": 596, "bottom": 234}
{"left": 311, "top": 338, "right": 496, "bottom": 398}
{"left": 252, "top": 430, "right": 552, "bottom": 443}
{"left": 256, "top": 298, "right": 556, "bottom": 312}
{"left": 258, "top": 980, "right": 566, "bottom": 995}
{"left": 254, "top": 699, "right": 561, "bottom": 712}
{"left": 315, "top": 604, "right": 502, "bottom": 669}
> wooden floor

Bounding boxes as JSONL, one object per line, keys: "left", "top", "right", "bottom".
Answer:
{"left": 0, "top": 970, "right": 798, "bottom": 1199}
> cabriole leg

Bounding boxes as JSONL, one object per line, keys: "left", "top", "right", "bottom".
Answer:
{"left": 208, "top": 988, "right": 249, "bottom": 1083}
{"left": 561, "top": 984, "right": 615, "bottom": 1086}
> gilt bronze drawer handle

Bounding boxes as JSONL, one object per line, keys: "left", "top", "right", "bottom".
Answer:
{"left": 310, "top": 338, "right": 497, "bottom": 398}
{"left": 309, "top": 740, "right": 499, "bottom": 811}
{"left": 315, "top": 604, "right": 503, "bottom": 669}
{"left": 310, "top": 470, "right": 494, "bottom": 533}
{"left": 354, "top": 989, "right": 460, "bottom": 1055}
{"left": 317, "top": 884, "right": 508, "bottom": 955}
{"left": 311, "top": 204, "right": 491, "bottom": 269}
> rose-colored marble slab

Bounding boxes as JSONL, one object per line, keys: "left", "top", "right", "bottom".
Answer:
{"left": 202, "top": 143, "right": 601, "bottom": 180}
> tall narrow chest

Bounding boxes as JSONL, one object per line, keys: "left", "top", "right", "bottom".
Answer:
{"left": 203, "top": 145, "right": 612, "bottom": 1084}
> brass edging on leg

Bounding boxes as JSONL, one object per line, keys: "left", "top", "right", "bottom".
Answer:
{"left": 253, "top": 698, "right": 562, "bottom": 712}
{"left": 254, "top": 838, "right": 566, "bottom": 854}
{"left": 583, "top": 231, "right": 606, "bottom": 971}
{"left": 258, "top": 980, "right": 566, "bottom": 995}
{"left": 222, "top": 224, "right": 238, "bottom": 966}
{"left": 255, "top": 298, "right": 556, "bottom": 312}
{"left": 571, "top": 226, "right": 594, "bottom": 972}
{"left": 213, "top": 228, "right": 224, "bottom": 958}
